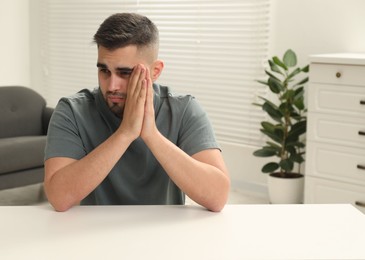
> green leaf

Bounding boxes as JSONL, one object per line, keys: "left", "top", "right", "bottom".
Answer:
{"left": 263, "top": 144, "right": 281, "bottom": 153}
{"left": 287, "top": 120, "right": 307, "bottom": 143}
{"left": 268, "top": 77, "right": 283, "bottom": 94}
{"left": 262, "top": 102, "right": 283, "bottom": 122}
{"left": 262, "top": 162, "right": 279, "bottom": 173}
{"left": 290, "top": 154, "right": 305, "bottom": 164}
{"left": 279, "top": 159, "right": 294, "bottom": 172}
{"left": 261, "top": 121, "right": 276, "bottom": 133}
{"left": 260, "top": 129, "right": 283, "bottom": 143}
{"left": 266, "top": 141, "right": 281, "bottom": 149}
{"left": 253, "top": 148, "right": 277, "bottom": 157}
{"left": 286, "top": 141, "right": 305, "bottom": 149}
{"left": 261, "top": 126, "right": 284, "bottom": 144}
{"left": 268, "top": 60, "right": 284, "bottom": 75}
{"left": 287, "top": 67, "right": 301, "bottom": 81}
{"left": 272, "top": 56, "right": 288, "bottom": 71}
{"left": 290, "top": 111, "right": 302, "bottom": 120}
{"left": 290, "top": 120, "right": 307, "bottom": 136}
{"left": 301, "top": 64, "right": 310, "bottom": 73}
{"left": 294, "top": 96, "right": 305, "bottom": 110}
{"left": 281, "top": 89, "right": 295, "bottom": 101}
{"left": 286, "top": 134, "right": 299, "bottom": 143}
{"left": 294, "top": 77, "right": 309, "bottom": 87}
{"left": 256, "top": 80, "right": 269, "bottom": 86}
{"left": 278, "top": 102, "right": 295, "bottom": 116}
{"left": 265, "top": 70, "right": 281, "bottom": 82}
{"left": 286, "top": 146, "right": 297, "bottom": 158}
{"left": 294, "top": 86, "right": 304, "bottom": 99}
{"left": 274, "top": 127, "right": 284, "bottom": 140}
{"left": 283, "top": 49, "right": 297, "bottom": 67}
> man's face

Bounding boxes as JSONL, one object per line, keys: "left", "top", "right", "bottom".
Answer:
{"left": 97, "top": 45, "right": 152, "bottom": 117}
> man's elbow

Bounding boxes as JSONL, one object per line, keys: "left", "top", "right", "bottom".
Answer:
{"left": 46, "top": 195, "right": 74, "bottom": 212}
{"left": 208, "top": 203, "right": 225, "bottom": 213}
{"left": 44, "top": 188, "right": 74, "bottom": 212}
{"left": 207, "top": 178, "right": 231, "bottom": 212}
{"left": 52, "top": 202, "right": 73, "bottom": 212}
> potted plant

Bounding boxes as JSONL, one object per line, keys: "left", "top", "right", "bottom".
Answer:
{"left": 253, "top": 49, "right": 309, "bottom": 204}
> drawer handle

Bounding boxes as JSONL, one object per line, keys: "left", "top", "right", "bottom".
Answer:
{"left": 361, "top": 100, "right": 365, "bottom": 105}
{"left": 355, "top": 201, "right": 365, "bottom": 208}
{"left": 359, "top": 131, "right": 365, "bottom": 136}
{"left": 357, "top": 164, "right": 365, "bottom": 170}
{"left": 336, "top": 72, "right": 341, "bottom": 78}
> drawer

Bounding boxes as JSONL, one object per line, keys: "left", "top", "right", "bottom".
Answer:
{"left": 305, "top": 142, "right": 365, "bottom": 185}
{"left": 304, "top": 177, "right": 365, "bottom": 214}
{"left": 308, "top": 83, "right": 365, "bottom": 116}
{"left": 307, "top": 112, "right": 365, "bottom": 148}
{"left": 310, "top": 63, "right": 365, "bottom": 86}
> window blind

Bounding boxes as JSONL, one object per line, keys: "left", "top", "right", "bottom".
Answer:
{"left": 40, "top": 0, "right": 270, "bottom": 146}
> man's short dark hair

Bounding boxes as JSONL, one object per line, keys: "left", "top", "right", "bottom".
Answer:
{"left": 93, "top": 13, "right": 159, "bottom": 51}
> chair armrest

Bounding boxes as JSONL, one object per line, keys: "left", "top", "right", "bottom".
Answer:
{"left": 42, "top": 107, "right": 54, "bottom": 134}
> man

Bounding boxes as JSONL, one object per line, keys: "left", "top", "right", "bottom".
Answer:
{"left": 44, "top": 13, "right": 230, "bottom": 212}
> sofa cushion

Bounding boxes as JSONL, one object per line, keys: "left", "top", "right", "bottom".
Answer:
{"left": 0, "top": 86, "right": 46, "bottom": 138}
{"left": 0, "top": 136, "right": 46, "bottom": 175}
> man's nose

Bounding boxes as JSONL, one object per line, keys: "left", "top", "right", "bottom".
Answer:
{"left": 107, "top": 74, "right": 126, "bottom": 92}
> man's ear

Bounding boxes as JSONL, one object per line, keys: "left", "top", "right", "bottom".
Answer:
{"left": 151, "top": 59, "right": 164, "bottom": 81}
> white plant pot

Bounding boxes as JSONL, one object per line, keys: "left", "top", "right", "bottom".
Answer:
{"left": 267, "top": 173, "right": 304, "bottom": 204}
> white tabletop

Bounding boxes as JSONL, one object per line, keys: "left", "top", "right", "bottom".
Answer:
{"left": 1, "top": 204, "right": 365, "bottom": 260}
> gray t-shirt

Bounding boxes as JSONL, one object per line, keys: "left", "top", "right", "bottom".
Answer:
{"left": 45, "top": 84, "right": 219, "bottom": 205}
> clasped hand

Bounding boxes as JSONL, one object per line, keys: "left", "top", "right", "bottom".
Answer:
{"left": 118, "top": 64, "right": 156, "bottom": 142}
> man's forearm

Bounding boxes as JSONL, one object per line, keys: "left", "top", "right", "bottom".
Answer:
{"left": 143, "top": 130, "right": 230, "bottom": 212}
{"left": 44, "top": 130, "right": 134, "bottom": 211}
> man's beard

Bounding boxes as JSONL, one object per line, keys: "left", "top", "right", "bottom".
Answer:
{"left": 109, "top": 103, "right": 123, "bottom": 117}
{"left": 105, "top": 92, "right": 126, "bottom": 117}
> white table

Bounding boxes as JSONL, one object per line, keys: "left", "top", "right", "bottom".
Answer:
{"left": 1, "top": 204, "right": 365, "bottom": 259}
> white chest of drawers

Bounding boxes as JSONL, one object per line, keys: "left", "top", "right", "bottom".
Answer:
{"left": 304, "top": 53, "right": 365, "bottom": 213}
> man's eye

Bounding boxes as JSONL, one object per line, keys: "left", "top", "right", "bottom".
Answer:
{"left": 99, "top": 68, "right": 110, "bottom": 74}
{"left": 118, "top": 71, "right": 132, "bottom": 78}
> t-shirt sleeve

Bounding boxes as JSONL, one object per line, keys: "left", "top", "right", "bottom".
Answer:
{"left": 178, "top": 97, "right": 220, "bottom": 155}
{"left": 44, "top": 99, "right": 87, "bottom": 161}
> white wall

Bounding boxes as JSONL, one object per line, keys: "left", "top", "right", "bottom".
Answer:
{"left": 0, "top": 0, "right": 30, "bottom": 87}
{"left": 29, "top": 0, "right": 44, "bottom": 95}
{"left": 269, "top": 0, "right": 365, "bottom": 63}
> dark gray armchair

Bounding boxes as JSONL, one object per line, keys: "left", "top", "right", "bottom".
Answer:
{"left": 0, "top": 86, "right": 53, "bottom": 190}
